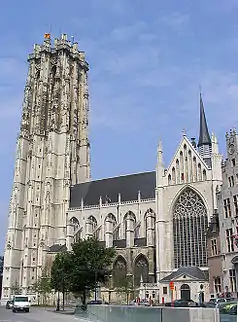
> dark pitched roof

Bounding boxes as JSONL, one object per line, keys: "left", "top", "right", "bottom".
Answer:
{"left": 48, "top": 244, "right": 67, "bottom": 253}
{"left": 198, "top": 94, "right": 212, "bottom": 147}
{"left": 160, "top": 267, "right": 208, "bottom": 282}
{"left": 70, "top": 171, "right": 156, "bottom": 208}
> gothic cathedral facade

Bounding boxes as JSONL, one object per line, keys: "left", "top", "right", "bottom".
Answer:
{"left": 1, "top": 35, "right": 223, "bottom": 304}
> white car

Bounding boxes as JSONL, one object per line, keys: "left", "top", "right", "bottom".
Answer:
{"left": 12, "top": 295, "right": 31, "bottom": 313}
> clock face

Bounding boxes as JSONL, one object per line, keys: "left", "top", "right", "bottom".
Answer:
{"left": 228, "top": 144, "right": 235, "bottom": 155}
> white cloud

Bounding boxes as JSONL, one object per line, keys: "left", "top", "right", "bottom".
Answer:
{"left": 110, "top": 21, "right": 147, "bottom": 42}
{"left": 157, "top": 12, "right": 190, "bottom": 31}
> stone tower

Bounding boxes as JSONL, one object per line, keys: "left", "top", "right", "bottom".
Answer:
{"left": 1, "top": 34, "right": 90, "bottom": 299}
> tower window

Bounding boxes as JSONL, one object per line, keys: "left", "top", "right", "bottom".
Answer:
{"left": 232, "top": 159, "right": 236, "bottom": 167}
{"left": 181, "top": 173, "right": 184, "bottom": 181}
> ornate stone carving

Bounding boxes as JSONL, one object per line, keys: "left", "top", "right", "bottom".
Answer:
{"left": 6, "top": 241, "right": 11, "bottom": 250}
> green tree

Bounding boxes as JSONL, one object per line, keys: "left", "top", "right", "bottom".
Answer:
{"left": 51, "top": 238, "right": 116, "bottom": 309}
{"left": 115, "top": 276, "right": 134, "bottom": 305}
{"left": 32, "top": 269, "right": 51, "bottom": 305}
{"left": 51, "top": 252, "right": 71, "bottom": 310}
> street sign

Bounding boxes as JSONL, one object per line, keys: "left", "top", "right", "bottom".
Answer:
{"left": 169, "top": 281, "right": 174, "bottom": 290}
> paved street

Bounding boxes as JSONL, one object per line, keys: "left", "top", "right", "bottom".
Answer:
{"left": 0, "top": 306, "right": 79, "bottom": 322}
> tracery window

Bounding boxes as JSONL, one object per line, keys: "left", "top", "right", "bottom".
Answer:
{"left": 134, "top": 254, "right": 149, "bottom": 287}
{"left": 113, "top": 256, "right": 127, "bottom": 288}
{"left": 87, "top": 216, "right": 99, "bottom": 238}
{"left": 173, "top": 188, "right": 208, "bottom": 268}
{"left": 70, "top": 217, "right": 80, "bottom": 233}
{"left": 105, "top": 214, "right": 118, "bottom": 240}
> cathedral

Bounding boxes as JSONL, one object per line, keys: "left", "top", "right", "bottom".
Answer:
{"left": 1, "top": 34, "right": 223, "bottom": 304}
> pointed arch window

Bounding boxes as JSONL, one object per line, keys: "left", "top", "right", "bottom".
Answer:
{"left": 134, "top": 254, "right": 149, "bottom": 287}
{"left": 192, "top": 157, "right": 197, "bottom": 181}
{"left": 113, "top": 256, "right": 127, "bottom": 287}
{"left": 70, "top": 217, "right": 80, "bottom": 233}
{"left": 168, "top": 174, "right": 172, "bottom": 185}
{"left": 172, "top": 167, "right": 176, "bottom": 184}
{"left": 173, "top": 188, "right": 208, "bottom": 268}
{"left": 198, "top": 163, "right": 202, "bottom": 181}
{"left": 176, "top": 159, "right": 180, "bottom": 183}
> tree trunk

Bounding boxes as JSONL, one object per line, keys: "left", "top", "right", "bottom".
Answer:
{"left": 80, "top": 289, "right": 87, "bottom": 311}
{"left": 62, "top": 290, "right": 65, "bottom": 310}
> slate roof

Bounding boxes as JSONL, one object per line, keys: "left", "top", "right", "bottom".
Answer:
{"left": 198, "top": 94, "right": 212, "bottom": 147}
{"left": 70, "top": 171, "right": 156, "bottom": 208}
{"left": 48, "top": 244, "right": 67, "bottom": 253}
{"left": 160, "top": 267, "right": 209, "bottom": 282}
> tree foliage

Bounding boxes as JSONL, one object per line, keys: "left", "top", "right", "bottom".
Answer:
{"left": 51, "top": 252, "right": 71, "bottom": 293}
{"left": 115, "top": 276, "right": 134, "bottom": 304}
{"left": 32, "top": 269, "right": 51, "bottom": 304}
{"left": 51, "top": 238, "right": 116, "bottom": 306}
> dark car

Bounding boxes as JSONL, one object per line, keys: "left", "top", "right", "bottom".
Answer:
{"left": 87, "top": 299, "right": 103, "bottom": 305}
{"left": 165, "top": 299, "right": 197, "bottom": 307}
{"left": 6, "top": 300, "right": 13, "bottom": 309}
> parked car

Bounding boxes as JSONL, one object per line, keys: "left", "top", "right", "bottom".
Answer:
{"left": 87, "top": 299, "right": 103, "bottom": 305}
{"left": 5, "top": 300, "right": 13, "bottom": 309}
{"left": 164, "top": 299, "right": 198, "bottom": 307}
{"left": 12, "top": 295, "right": 31, "bottom": 313}
{"left": 205, "top": 298, "right": 227, "bottom": 308}
{"left": 219, "top": 301, "right": 237, "bottom": 315}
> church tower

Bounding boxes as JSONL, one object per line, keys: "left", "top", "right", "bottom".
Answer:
{"left": 1, "top": 34, "right": 90, "bottom": 299}
{"left": 197, "top": 93, "right": 212, "bottom": 167}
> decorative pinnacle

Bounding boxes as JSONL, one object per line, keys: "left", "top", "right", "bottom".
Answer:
{"left": 157, "top": 140, "right": 163, "bottom": 153}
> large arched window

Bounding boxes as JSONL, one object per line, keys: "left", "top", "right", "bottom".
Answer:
{"left": 134, "top": 254, "right": 149, "bottom": 287}
{"left": 87, "top": 216, "right": 99, "bottom": 238}
{"left": 173, "top": 188, "right": 208, "bottom": 268}
{"left": 70, "top": 217, "right": 80, "bottom": 233}
{"left": 124, "top": 211, "right": 136, "bottom": 238}
{"left": 104, "top": 214, "right": 118, "bottom": 240}
{"left": 113, "top": 256, "right": 127, "bottom": 288}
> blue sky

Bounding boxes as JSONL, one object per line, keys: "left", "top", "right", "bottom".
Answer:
{"left": 1, "top": 0, "right": 238, "bottom": 254}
